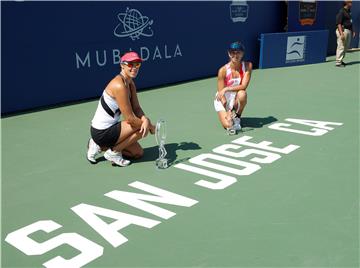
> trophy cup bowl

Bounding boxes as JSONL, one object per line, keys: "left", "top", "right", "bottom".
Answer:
{"left": 155, "top": 119, "right": 168, "bottom": 169}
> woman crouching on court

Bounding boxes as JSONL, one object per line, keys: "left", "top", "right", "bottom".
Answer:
{"left": 214, "top": 41, "right": 252, "bottom": 133}
{"left": 87, "top": 51, "right": 155, "bottom": 166}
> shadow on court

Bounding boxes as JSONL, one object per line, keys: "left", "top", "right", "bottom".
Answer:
{"left": 325, "top": 60, "right": 360, "bottom": 66}
{"left": 94, "top": 141, "right": 201, "bottom": 166}
{"left": 135, "top": 141, "right": 202, "bottom": 166}
{"left": 241, "top": 116, "right": 277, "bottom": 130}
{"left": 344, "top": 61, "right": 360, "bottom": 66}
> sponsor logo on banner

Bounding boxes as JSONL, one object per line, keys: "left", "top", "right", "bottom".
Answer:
{"left": 286, "top": 36, "right": 306, "bottom": 63}
{"left": 229, "top": 1, "right": 249, "bottom": 23}
{"left": 299, "top": 0, "right": 317, "bottom": 26}
{"left": 114, "top": 7, "right": 154, "bottom": 40}
{"left": 75, "top": 7, "right": 183, "bottom": 69}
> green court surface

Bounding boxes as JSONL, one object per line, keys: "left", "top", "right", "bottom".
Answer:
{"left": 2, "top": 52, "right": 359, "bottom": 268}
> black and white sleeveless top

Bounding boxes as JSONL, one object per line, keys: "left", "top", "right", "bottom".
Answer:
{"left": 91, "top": 74, "right": 129, "bottom": 130}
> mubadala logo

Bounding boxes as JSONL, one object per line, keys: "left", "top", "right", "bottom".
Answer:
{"left": 286, "top": 36, "right": 306, "bottom": 63}
{"left": 74, "top": 8, "right": 183, "bottom": 69}
{"left": 114, "top": 7, "right": 154, "bottom": 40}
{"left": 75, "top": 45, "right": 182, "bottom": 69}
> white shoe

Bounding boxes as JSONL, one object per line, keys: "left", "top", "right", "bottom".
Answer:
{"left": 87, "top": 138, "right": 101, "bottom": 164}
{"left": 104, "top": 149, "right": 131, "bottom": 167}
{"left": 233, "top": 117, "right": 242, "bottom": 131}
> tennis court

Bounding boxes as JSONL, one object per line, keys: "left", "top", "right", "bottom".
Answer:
{"left": 2, "top": 51, "right": 359, "bottom": 267}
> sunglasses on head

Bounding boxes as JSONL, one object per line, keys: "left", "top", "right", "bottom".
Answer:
{"left": 122, "top": 61, "right": 142, "bottom": 69}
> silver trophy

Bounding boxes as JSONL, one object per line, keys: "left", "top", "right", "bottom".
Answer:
{"left": 155, "top": 119, "right": 168, "bottom": 169}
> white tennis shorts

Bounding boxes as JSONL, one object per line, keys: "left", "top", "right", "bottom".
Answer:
{"left": 214, "top": 91, "right": 237, "bottom": 112}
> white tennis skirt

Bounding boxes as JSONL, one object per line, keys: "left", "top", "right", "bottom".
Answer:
{"left": 213, "top": 91, "right": 237, "bottom": 112}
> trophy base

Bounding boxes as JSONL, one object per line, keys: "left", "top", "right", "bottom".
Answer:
{"left": 156, "top": 158, "right": 168, "bottom": 169}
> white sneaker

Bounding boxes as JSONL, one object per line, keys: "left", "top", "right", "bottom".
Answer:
{"left": 87, "top": 138, "right": 101, "bottom": 164}
{"left": 233, "top": 117, "right": 242, "bottom": 131}
{"left": 104, "top": 149, "right": 131, "bottom": 167}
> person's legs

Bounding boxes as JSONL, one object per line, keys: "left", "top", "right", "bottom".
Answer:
{"left": 336, "top": 29, "right": 345, "bottom": 66}
{"left": 111, "top": 121, "right": 143, "bottom": 152}
{"left": 217, "top": 111, "right": 232, "bottom": 129}
{"left": 87, "top": 138, "right": 101, "bottom": 164}
{"left": 215, "top": 93, "right": 237, "bottom": 131}
{"left": 344, "top": 29, "right": 352, "bottom": 58}
{"left": 103, "top": 121, "right": 144, "bottom": 166}
{"left": 220, "top": 96, "right": 227, "bottom": 108}
{"left": 215, "top": 96, "right": 231, "bottom": 129}
{"left": 122, "top": 142, "right": 144, "bottom": 159}
{"left": 235, "top": 90, "right": 247, "bottom": 117}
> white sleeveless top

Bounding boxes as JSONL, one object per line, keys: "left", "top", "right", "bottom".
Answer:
{"left": 91, "top": 90, "right": 121, "bottom": 130}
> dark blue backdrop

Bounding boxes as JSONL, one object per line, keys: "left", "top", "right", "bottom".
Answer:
{"left": 2, "top": 1, "right": 283, "bottom": 114}
{"left": 287, "top": 1, "right": 360, "bottom": 54}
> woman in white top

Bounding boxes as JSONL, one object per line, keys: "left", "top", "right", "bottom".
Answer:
{"left": 214, "top": 41, "right": 252, "bottom": 133}
{"left": 87, "top": 51, "right": 155, "bottom": 166}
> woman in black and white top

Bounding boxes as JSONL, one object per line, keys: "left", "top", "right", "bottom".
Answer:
{"left": 87, "top": 51, "right": 155, "bottom": 166}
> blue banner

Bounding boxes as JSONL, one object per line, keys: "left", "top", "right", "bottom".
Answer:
{"left": 259, "top": 30, "right": 329, "bottom": 69}
{"left": 2, "top": 1, "right": 283, "bottom": 114}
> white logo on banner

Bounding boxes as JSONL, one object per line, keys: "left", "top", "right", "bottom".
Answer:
{"left": 229, "top": 1, "right": 249, "bottom": 23}
{"left": 286, "top": 36, "right": 306, "bottom": 62}
{"left": 114, "top": 7, "right": 154, "bottom": 40}
{"left": 75, "top": 7, "right": 183, "bottom": 69}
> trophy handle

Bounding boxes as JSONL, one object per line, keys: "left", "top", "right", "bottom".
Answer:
{"left": 155, "top": 119, "right": 167, "bottom": 145}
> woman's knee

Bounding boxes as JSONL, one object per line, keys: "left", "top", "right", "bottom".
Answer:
{"left": 237, "top": 90, "right": 247, "bottom": 100}
{"left": 123, "top": 146, "right": 144, "bottom": 159}
{"left": 237, "top": 91, "right": 247, "bottom": 105}
{"left": 132, "top": 147, "right": 144, "bottom": 159}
